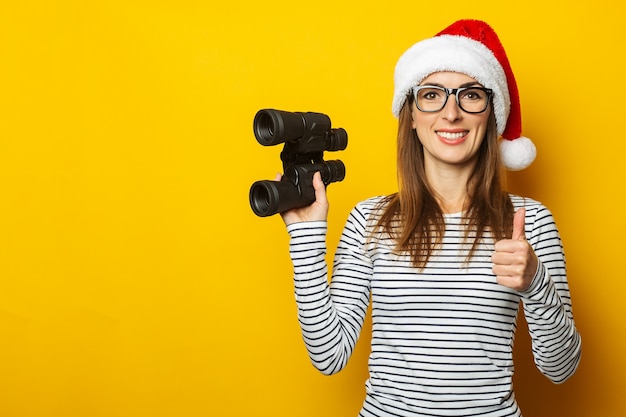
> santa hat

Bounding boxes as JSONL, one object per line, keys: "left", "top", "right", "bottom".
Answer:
{"left": 392, "top": 19, "right": 536, "bottom": 170}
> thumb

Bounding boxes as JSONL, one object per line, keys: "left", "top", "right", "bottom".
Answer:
{"left": 512, "top": 208, "right": 526, "bottom": 240}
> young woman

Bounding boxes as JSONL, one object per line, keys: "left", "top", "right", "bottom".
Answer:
{"left": 279, "top": 19, "right": 581, "bottom": 417}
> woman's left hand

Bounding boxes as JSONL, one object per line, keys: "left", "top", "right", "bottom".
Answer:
{"left": 492, "top": 208, "right": 539, "bottom": 292}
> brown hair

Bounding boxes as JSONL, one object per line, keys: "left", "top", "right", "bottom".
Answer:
{"left": 374, "top": 95, "right": 514, "bottom": 269}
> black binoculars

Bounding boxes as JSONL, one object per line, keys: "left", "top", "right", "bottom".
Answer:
{"left": 249, "top": 109, "right": 348, "bottom": 217}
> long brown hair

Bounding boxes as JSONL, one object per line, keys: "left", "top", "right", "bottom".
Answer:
{"left": 374, "top": 94, "right": 514, "bottom": 269}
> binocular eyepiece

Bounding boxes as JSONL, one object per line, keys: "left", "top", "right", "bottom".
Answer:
{"left": 249, "top": 109, "right": 348, "bottom": 217}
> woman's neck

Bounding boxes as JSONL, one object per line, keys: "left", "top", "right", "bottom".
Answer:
{"left": 425, "top": 161, "right": 475, "bottom": 214}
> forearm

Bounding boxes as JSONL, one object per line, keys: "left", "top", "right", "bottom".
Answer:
{"left": 521, "top": 262, "right": 582, "bottom": 383}
{"left": 288, "top": 221, "right": 359, "bottom": 375}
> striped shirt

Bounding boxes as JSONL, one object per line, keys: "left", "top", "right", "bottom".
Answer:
{"left": 287, "top": 195, "right": 581, "bottom": 417}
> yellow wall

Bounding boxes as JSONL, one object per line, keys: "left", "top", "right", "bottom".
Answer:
{"left": 0, "top": 1, "right": 623, "bottom": 416}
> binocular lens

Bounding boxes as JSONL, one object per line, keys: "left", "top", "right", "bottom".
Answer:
{"left": 253, "top": 111, "right": 277, "bottom": 146}
{"left": 249, "top": 180, "right": 298, "bottom": 217}
{"left": 249, "top": 183, "right": 273, "bottom": 217}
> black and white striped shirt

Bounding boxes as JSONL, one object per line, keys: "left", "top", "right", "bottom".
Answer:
{"left": 287, "top": 195, "right": 581, "bottom": 417}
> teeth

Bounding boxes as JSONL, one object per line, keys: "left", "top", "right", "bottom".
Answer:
{"left": 438, "top": 131, "right": 467, "bottom": 140}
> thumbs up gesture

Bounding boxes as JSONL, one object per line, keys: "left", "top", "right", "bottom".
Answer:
{"left": 492, "top": 208, "right": 538, "bottom": 292}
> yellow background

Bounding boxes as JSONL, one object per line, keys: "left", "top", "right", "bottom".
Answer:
{"left": 0, "top": 1, "right": 623, "bottom": 416}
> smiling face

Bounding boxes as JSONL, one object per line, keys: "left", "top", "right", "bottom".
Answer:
{"left": 411, "top": 71, "right": 491, "bottom": 172}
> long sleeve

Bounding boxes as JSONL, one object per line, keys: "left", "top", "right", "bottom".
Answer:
{"left": 287, "top": 206, "right": 373, "bottom": 376}
{"left": 517, "top": 199, "right": 582, "bottom": 383}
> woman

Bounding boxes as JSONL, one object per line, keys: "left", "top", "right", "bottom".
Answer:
{"left": 280, "top": 20, "right": 581, "bottom": 417}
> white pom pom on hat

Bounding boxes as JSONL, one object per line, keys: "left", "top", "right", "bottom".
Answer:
{"left": 392, "top": 19, "right": 536, "bottom": 171}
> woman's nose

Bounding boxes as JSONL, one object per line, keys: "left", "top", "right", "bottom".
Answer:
{"left": 441, "top": 95, "right": 462, "bottom": 121}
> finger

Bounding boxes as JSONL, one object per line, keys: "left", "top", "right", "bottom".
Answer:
{"left": 312, "top": 171, "right": 328, "bottom": 205}
{"left": 274, "top": 172, "right": 282, "bottom": 181}
{"left": 512, "top": 208, "right": 526, "bottom": 241}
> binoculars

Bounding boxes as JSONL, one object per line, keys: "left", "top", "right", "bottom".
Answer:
{"left": 249, "top": 109, "right": 348, "bottom": 217}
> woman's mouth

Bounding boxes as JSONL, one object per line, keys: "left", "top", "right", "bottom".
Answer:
{"left": 436, "top": 130, "right": 468, "bottom": 143}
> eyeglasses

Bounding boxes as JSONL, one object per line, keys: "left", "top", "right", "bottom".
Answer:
{"left": 412, "top": 85, "right": 493, "bottom": 114}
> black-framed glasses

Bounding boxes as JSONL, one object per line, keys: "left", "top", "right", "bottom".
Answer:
{"left": 412, "top": 85, "right": 493, "bottom": 114}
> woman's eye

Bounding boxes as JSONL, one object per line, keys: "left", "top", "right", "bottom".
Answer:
{"left": 422, "top": 90, "right": 442, "bottom": 100}
{"left": 461, "top": 89, "right": 483, "bottom": 100}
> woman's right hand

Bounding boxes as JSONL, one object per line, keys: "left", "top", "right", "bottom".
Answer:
{"left": 278, "top": 171, "right": 329, "bottom": 226}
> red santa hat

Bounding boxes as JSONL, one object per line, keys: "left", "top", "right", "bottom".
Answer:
{"left": 392, "top": 19, "right": 536, "bottom": 171}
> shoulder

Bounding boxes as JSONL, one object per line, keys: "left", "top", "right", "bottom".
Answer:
{"left": 509, "top": 194, "right": 551, "bottom": 215}
{"left": 351, "top": 195, "right": 390, "bottom": 219}
{"left": 340, "top": 195, "right": 389, "bottom": 231}
{"left": 355, "top": 195, "right": 388, "bottom": 210}
{"left": 508, "top": 194, "right": 560, "bottom": 234}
